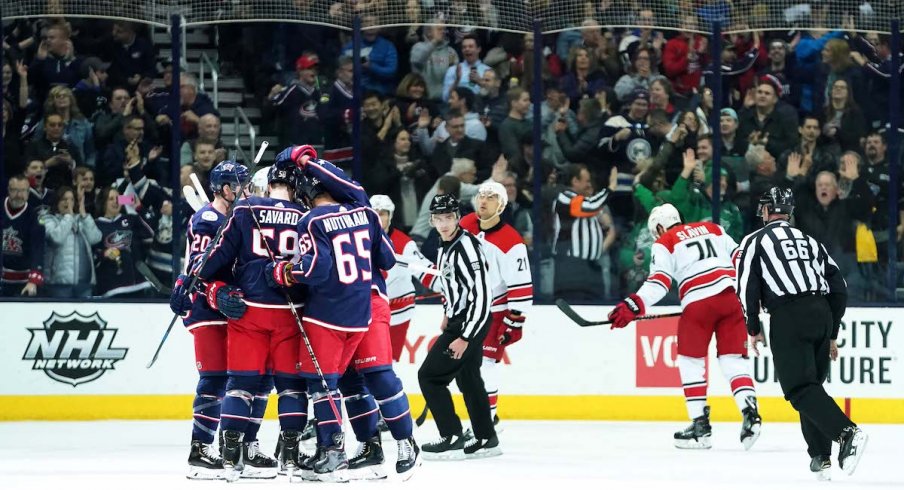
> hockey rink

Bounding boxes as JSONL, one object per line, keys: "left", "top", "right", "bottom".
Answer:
{"left": 0, "top": 420, "right": 900, "bottom": 489}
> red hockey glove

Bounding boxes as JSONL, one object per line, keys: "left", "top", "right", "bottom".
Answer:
{"left": 290, "top": 145, "right": 318, "bottom": 169}
{"left": 499, "top": 310, "right": 525, "bottom": 345}
{"left": 608, "top": 294, "right": 645, "bottom": 329}
{"left": 266, "top": 260, "right": 295, "bottom": 288}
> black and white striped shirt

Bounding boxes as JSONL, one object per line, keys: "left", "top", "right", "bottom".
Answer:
{"left": 552, "top": 189, "right": 610, "bottom": 261}
{"left": 735, "top": 220, "right": 847, "bottom": 335}
{"left": 436, "top": 228, "right": 492, "bottom": 341}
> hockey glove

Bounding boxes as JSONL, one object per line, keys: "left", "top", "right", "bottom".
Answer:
{"left": 266, "top": 260, "right": 296, "bottom": 288}
{"left": 608, "top": 294, "right": 645, "bottom": 329}
{"left": 499, "top": 310, "right": 525, "bottom": 345}
{"left": 169, "top": 274, "right": 194, "bottom": 316}
{"left": 206, "top": 281, "right": 247, "bottom": 320}
{"left": 277, "top": 145, "right": 318, "bottom": 170}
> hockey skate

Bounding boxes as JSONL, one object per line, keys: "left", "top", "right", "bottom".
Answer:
{"left": 740, "top": 396, "right": 762, "bottom": 450}
{"left": 674, "top": 406, "right": 713, "bottom": 449}
{"left": 220, "top": 430, "right": 244, "bottom": 482}
{"left": 378, "top": 417, "right": 390, "bottom": 433}
{"left": 309, "top": 445, "right": 350, "bottom": 482}
{"left": 810, "top": 455, "right": 832, "bottom": 481}
{"left": 300, "top": 418, "right": 317, "bottom": 450}
{"left": 276, "top": 430, "right": 302, "bottom": 478}
{"left": 240, "top": 441, "right": 277, "bottom": 479}
{"left": 464, "top": 433, "right": 502, "bottom": 459}
{"left": 463, "top": 415, "right": 502, "bottom": 439}
{"left": 838, "top": 426, "right": 868, "bottom": 476}
{"left": 347, "top": 436, "right": 387, "bottom": 480}
{"left": 186, "top": 440, "right": 224, "bottom": 480}
{"left": 422, "top": 433, "right": 466, "bottom": 461}
{"left": 396, "top": 437, "right": 422, "bottom": 480}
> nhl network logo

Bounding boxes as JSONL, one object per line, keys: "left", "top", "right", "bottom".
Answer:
{"left": 22, "top": 311, "right": 128, "bottom": 386}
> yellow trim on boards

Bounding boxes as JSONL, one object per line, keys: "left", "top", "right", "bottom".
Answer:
{"left": 2, "top": 394, "right": 902, "bottom": 423}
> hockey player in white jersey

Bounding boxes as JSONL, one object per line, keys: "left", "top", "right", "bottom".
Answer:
{"left": 370, "top": 195, "right": 438, "bottom": 362}
{"left": 608, "top": 204, "right": 762, "bottom": 450}
{"left": 460, "top": 181, "right": 533, "bottom": 424}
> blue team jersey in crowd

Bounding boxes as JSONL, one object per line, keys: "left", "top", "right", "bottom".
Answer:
{"left": 2, "top": 200, "right": 45, "bottom": 286}
{"left": 182, "top": 203, "right": 232, "bottom": 329}
{"left": 291, "top": 202, "right": 395, "bottom": 330}
{"left": 198, "top": 197, "right": 307, "bottom": 308}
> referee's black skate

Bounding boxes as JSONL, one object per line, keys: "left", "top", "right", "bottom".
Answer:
{"left": 422, "top": 433, "right": 466, "bottom": 460}
{"left": 240, "top": 441, "right": 278, "bottom": 479}
{"left": 674, "top": 406, "right": 712, "bottom": 449}
{"left": 810, "top": 455, "right": 832, "bottom": 481}
{"left": 186, "top": 440, "right": 224, "bottom": 480}
{"left": 220, "top": 430, "right": 244, "bottom": 482}
{"left": 838, "top": 426, "right": 868, "bottom": 476}
{"left": 464, "top": 433, "right": 502, "bottom": 459}
{"left": 348, "top": 436, "right": 386, "bottom": 480}
{"left": 740, "top": 396, "right": 762, "bottom": 450}
{"left": 396, "top": 437, "right": 422, "bottom": 480}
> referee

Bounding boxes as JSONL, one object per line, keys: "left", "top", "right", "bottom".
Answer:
{"left": 736, "top": 187, "right": 867, "bottom": 479}
{"left": 418, "top": 194, "right": 500, "bottom": 460}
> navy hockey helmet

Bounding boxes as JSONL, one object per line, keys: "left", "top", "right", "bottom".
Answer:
{"left": 757, "top": 186, "right": 795, "bottom": 217}
{"left": 297, "top": 174, "right": 326, "bottom": 206}
{"left": 267, "top": 159, "right": 299, "bottom": 189}
{"left": 429, "top": 193, "right": 460, "bottom": 215}
{"left": 209, "top": 160, "right": 250, "bottom": 194}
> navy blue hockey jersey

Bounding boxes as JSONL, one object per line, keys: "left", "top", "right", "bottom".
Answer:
{"left": 198, "top": 197, "right": 307, "bottom": 308}
{"left": 2, "top": 199, "right": 45, "bottom": 286}
{"left": 181, "top": 204, "right": 232, "bottom": 329}
{"left": 94, "top": 213, "right": 154, "bottom": 297}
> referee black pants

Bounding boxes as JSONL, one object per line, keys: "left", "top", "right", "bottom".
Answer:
{"left": 418, "top": 321, "right": 496, "bottom": 440}
{"left": 769, "top": 295, "right": 854, "bottom": 457}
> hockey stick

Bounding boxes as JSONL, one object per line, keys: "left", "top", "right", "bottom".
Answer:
{"left": 182, "top": 185, "right": 205, "bottom": 211}
{"left": 244, "top": 152, "right": 344, "bottom": 427}
{"left": 145, "top": 141, "right": 270, "bottom": 369}
{"left": 414, "top": 404, "right": 429, "bottom": 427}
{"left": 555, "top": 299, "right": 681, "bottom": 327}
{"left": 394, "top": 256, "right": 440, "bottom": 276}
{"left": 135, "top": 260, "right": 171, "bottom": 294}
{"left": 190, "top": 172, "right": 211, "bottom": 204}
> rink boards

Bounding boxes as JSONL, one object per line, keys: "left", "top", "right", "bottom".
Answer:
{"left": 1, "top": 303, "right": 901, "bottom": 422}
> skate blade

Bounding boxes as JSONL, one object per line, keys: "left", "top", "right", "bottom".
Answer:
{"left": 186, "top": 466, "right": 225, "bottom": 480}
{"left": 841, "top": 431, "right": 868, "bottom": 476}
{"left": 313, "top": 469, "right": 349, "bottom": 483}
{"left": 674, "top": 436, "right": 712, "bottom": 450}
{"left": 813, "top": 468, "right": 832, "bottom": 481}
{"left": 397, "top": 452, "right": 423, "bottom": 482}
{"left": 465, "top": 447, "right": 502, "bottom": 459}
{"left": 223, "top": 467, "right": 242, "bottom": 483}
{"left": 240, "top": 466, "right": 278, "bottom": 479}
{"left": 742, "top": 424, "right": 762, "bottom": 451}
{"left": 348, "top": 465, "right": 388, "bottom": 480}
{"left": 422, "top": 449, "right": 465, "bottom": 461}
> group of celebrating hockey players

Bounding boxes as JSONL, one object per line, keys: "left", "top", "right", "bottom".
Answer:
{"left": 169, "top": 144, "right": 531, "bottom": 482}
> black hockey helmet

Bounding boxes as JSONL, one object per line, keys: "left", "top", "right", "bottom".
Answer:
{"left": 429, "top": 193, "right": 460, "bottom": 215}
{"left": 757, "top": 186, "right": 795, "bottom": 217}
{"left": 267, "top": 159, "right": 299, "bottom": 189}
{"left": 297, "top": 174, "right": 326, "bottom": 206}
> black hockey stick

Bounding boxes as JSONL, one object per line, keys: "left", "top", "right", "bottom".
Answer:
{"left": 414, "top": 404, "right": 429, "bottom": 427}
{"left": 146, "top": 142, "right": 270, "bottom": 369}
{"left": 135, "top": 261, "right": 171, "bottom": 295}
{"left": 555, "top": 299, "right": 681, "bottom": 327}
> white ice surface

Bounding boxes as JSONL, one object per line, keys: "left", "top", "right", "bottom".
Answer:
{"left": 0, "top": 420, "right": 899, "bottom": 490}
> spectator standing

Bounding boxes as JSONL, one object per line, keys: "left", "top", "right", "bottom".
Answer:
{"left": 410, "top": 23, "right": 458, "bottom": 102}
{"left": 614, "top": 47, "right": 665, "bottom": 103}
{"left": 822, "top": 79, "right": 866, "bottom": 154}
{"left": 156, "top": 74, "right": 216, "bottom": 141}
{"left": 779, "top": 114, "right": 839, "bottom": 189}
{"left": 559, "top": 46, "right": 607, "bottom": 109}
{"left": 737, "top": 77, "right": 799, "bottom": 160}
{"left": 1, "top": 175, "right": 45, "bottom": 297}
{"left": 42, "top": 185, "right": 102, "bottom": 298}
{"left": 74, "top": 166, "right": 97, "bottom": 217}
{"left": 442, "top": 35, "right": 491, "bottom": 102}
{"left": 758, "top": 39, "right": 793, "bottom": 100}
{"left": 497, "top": 87, "right": 531, "bottom": 161}
{"left": 72, "top": 57, "right": 110, "bottom": 119}
{"left": 320, "top": 56, "right": 355, "bottom": 164}
{"left": 662, "top": 15, "right": 710, "bottom": 97}
{"left": 861, "top": 132, "right": 900, "bottom": 261}
{"left": 555, "top": 98, "right": 604, "bottom": 172}
{"left": 476, "top": 68, "right": 507, "bottom": 128}
{"left": 107, "top": 21, "right": 157, "bottom": 90}
{"left": 394, "top": 73, "right": 435, "bottom": 130}
{"left": 374, "top": 129, "right": 432, "bottom": 230}
{"left": 433, "top": 87, "right": 487, "bottom": 142}
{"left": 341, "top": 14, "right": 399, "bottom": 95}
{"left": 93, "top": 186, "right": 154, "bottom": 297}
{"left": 416, "top": 109, "right": 487, "bottom": 179}
{"left": 28, "top": 21, "right": 82, "bottom": 100}
{"left": 100, "top": 114, "right": 161, "bottom": 187}
{"left": 264, "top": 54, "right": 325, "bottom": 148}
{"left": 35, "top": 85, "right": 95, "bottom": 168}
{"left": 25, "top": 113, "right": 82, "bottom": 190}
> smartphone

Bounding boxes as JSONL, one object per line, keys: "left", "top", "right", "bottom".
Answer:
{"left": 118, "top": 195, "right": 135, "bottom": 206}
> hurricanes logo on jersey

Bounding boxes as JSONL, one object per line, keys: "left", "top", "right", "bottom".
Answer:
{"left": 22, "top": 311, "right": 128, "bottom": 386}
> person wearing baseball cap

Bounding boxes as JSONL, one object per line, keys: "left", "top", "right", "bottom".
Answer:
{"left": 265, "top": 52, "right": 325, "bottom": 147}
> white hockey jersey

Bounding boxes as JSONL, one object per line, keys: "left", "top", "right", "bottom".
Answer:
{"left": 460, "top": 213, "right": 533, "bottom": 315}
{"left": 386, "top": 227, "right": 437, "bottom": 325}
{"left": 636, "top": 221, "right": 739, "bottom": 309}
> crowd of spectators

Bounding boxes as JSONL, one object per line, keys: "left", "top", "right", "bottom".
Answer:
{"left": 2, "top": 3, "right": 903, "bottom": 303}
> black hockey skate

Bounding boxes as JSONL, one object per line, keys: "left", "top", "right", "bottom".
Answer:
{"left": 810, "top": 455, "right": 832, "bottom": 481}
{"left": 674, "top": 406, "right": 713, "bottom": 449}
{"left": 300, "top": 418, "right": 317, "bottom": 450}
{"left": 348, "top": 436, "right": 386, "bottom": 480}
{"left": 464, "top": 433, "right": 502, "bottom": 459}
{"left": 396, "top": 437, "right": 422, "bottom": 480}
{"left": 186, "top": 440, "right": 224, "bottom": 480}
{"left": 838, "top": 426, "right": 868, "bottom": 476}
{"left": 740, "top": 396, "right": 762, "bottom": 450}
{"left": 220, "top": 430, "right": 244, "bottom": 482}
{"left": 240, "top": 440, "right": 278, "bottom": 479}
{"left": 422, "top": 433, "right": 466, "bottom": 461}
{"left": 310, "top": 444, "right": 350, "bottom": 482}
{"left": 276, "top": 430, "right": 303, "bottom": 477}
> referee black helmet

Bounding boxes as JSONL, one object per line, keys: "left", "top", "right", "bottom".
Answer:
{"left": 757, "top": 186, "right": 795, "bottom": 217}
{"left": 430, "top": 193, "right": 460, "bottom": 215}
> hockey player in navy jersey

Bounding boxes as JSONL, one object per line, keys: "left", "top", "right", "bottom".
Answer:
{"left": 290, "top": 151, "right": 421, "bottom": 480}
{"left": 169, "top": 161, "right": 278, "bottom": 479}
{"left": 2, "top": 175, "right": 45, "bottom": 297}
{"left": 181, "top": 159, "right": 309, "bottom": 481}
{"left": 266, "top": 150, "right": 396, "bottom": 482}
